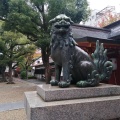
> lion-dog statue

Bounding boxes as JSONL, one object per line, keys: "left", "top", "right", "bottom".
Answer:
{"left": 49, "top": 14, "right": 113, "bottom": 88}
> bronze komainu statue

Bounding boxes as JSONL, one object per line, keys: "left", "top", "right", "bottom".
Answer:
{"left": 49, "top": 14, "right": 113, "bottom": 88}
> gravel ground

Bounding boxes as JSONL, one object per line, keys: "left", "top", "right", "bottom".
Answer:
{"left": 0, "top": 78, "right": 45, "bottom": 120}
{"left": 0, "top": 79, "right": 36, "bottom": 104}
{"left": 0, "top": 109, "right": 27, "bottom": 120}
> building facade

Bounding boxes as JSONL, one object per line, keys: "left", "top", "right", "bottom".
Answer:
{"left": 72, "top": 20, "right": 120, "bottom": 85}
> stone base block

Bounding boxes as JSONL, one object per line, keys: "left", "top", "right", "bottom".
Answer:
{"left": 24, "top": 91, "right": 120, "bottom": 120}
{"left": 37, "top": 84, "right": 120, "bottom": 101}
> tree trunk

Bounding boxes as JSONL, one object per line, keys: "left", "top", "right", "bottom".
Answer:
{"left": 41, "top": 47, "right": 51, "bottom": 84}
{"left": 7, "top": 62, "right": 14, "bottom": 84}
{"left": 0, "top": 66, "right": 7, "bottom": 82}
{"left": 45, "top": 62, "right": 51, "bottom": 84}
{"left": 26, "top": 68, "right": 28, "bottom": 80}
{"left": 1, "top": 71, "right": 7, "bottom": 82}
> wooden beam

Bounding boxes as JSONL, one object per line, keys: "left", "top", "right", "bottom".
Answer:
{"left": 77, "top": 41, "right": 120, "bottom": 49}
{"left": 77, "top": 42, "right": 91, "bottom": 47}
{"left": 91, "top": 42, "right": 120, "bottom": 49}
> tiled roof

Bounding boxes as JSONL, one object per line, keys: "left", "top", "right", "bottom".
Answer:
{"left": 72, "top": 24, "right": 111, "bottom": 40}
{"left": 72, "top": 23, "right": 120, "bottom": 40}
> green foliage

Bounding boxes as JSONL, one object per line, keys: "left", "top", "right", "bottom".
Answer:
{"left": 0, "top": 0, "right": 9, "bottom": 18}
{"left": 18, "top": 46, "right": 36, "bottom": 72}
{"left": 0, "top": 21, "right": 36, "bottom": 68}
{"left": 0, "top": 0, "right": 90, "bottom": 50}
{"left": 0, "top": 31, "right": 31, "bottom": 63}
{"left": 0, "top": 0, "right": 90, "bottom": 82}
{"left": 48, "top": 0, "right": 90, "bottom": 23}
{"left": 0, "top": 0, "right": 90, "bottom": 36}
{"left": 20, "top": 70, "right": 27, "bottom": 79}
{"left": 28, "top": 75, "right": 37, "bottom": 79}
{"left": 36, "top": 33, "right": 50, "bottom": 48}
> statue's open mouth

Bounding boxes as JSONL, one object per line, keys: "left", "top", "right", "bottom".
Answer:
{"left": 55, "top": 24, "right": 70, "bottom": 29}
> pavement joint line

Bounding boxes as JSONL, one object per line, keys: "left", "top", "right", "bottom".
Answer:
{"left": 0, "top": 101, "right": 24, "bottom": 112}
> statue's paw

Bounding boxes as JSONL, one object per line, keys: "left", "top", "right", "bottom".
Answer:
{"left": 76, "top": 81, "right": 89, "bottom": 87}
{"left": 50, "top": 80, "right": 58, "bottom": 86}
{"left": 58, "top": 81, "right": 70, "bottom": 88}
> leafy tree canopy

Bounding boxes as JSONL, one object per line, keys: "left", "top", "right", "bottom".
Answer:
{"left": 0, "top": 26, "right": 36, "bottom": 83}
{"left": 0, "top": 30, "right": 36, "bottom": 65}
{"left": 0, "top": 0, "right": 90, "bottom": 36}
{"left": 0, "top": 0, "right": 90, "bottom": 83}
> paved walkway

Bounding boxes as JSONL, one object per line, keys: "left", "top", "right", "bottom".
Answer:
{"left": 0, "top": 77, "right": 45, "bottom": 120}
{"left": 0, "top": 101, "right": 24, "bottom": 112}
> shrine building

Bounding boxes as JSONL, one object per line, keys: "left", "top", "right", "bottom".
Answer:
{"left": 72, "top": 20, "right": 120, "bottom": 85}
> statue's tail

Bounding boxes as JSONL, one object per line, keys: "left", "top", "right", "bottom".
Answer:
{"left": 91, "top": 40, "right": 113, "bottom": 82}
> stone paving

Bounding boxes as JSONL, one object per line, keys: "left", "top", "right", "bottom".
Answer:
{"left": 0, "top": 101, "right": 24, "bottom": 112}
{"left": 0, "top": 77, "right": 45, "bottom": 120}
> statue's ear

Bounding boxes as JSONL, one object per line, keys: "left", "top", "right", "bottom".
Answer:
{"left": 49, "top": 18, "right": 56, "bottom": 25}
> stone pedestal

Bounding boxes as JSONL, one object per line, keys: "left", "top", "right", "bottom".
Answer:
{"left": 24, "top": 84, "right": 120, "bottom": 120}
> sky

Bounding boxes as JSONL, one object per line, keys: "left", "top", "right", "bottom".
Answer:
{"left": 87, "top": 0, "right": 120, "bottom": 12}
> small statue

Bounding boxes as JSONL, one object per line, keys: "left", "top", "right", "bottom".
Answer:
{"left": 49, "top": 14, "right": 113, "bottom": 88}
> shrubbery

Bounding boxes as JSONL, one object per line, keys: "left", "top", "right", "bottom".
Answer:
{"left": 20, "top": 70, "right": 36, "bottom": 79}
{"left": 20, "top": 70, "right": 27, "bottom": 79}
{"left": 28, "top": 75, "right": 36, "bottom": 79}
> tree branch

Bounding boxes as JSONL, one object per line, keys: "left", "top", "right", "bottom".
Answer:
{"left": 12, "top": 62, "right": 18, "bottom": 69}
{"left": 36, "top": 4, "right": 43, "bottom": 13}
{"left": 31, "top": 18, "right": 42, "bottom": 27}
